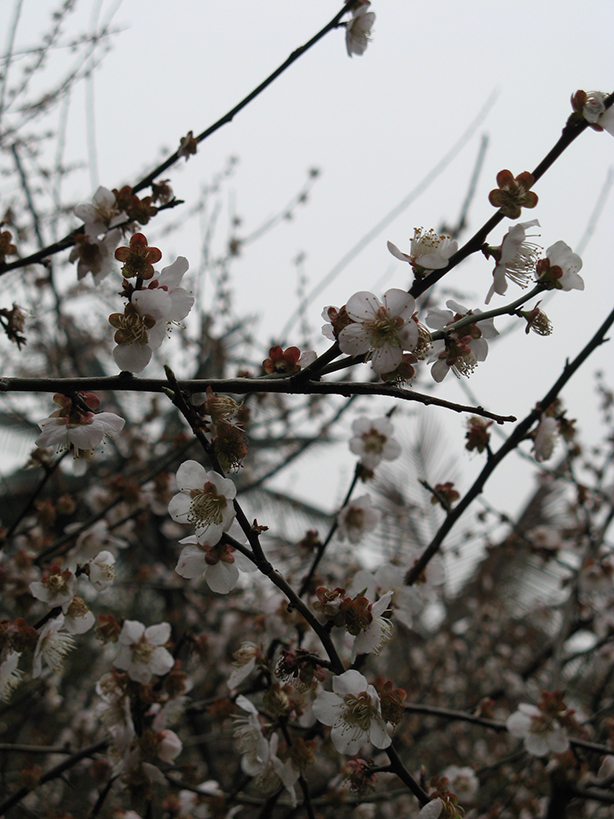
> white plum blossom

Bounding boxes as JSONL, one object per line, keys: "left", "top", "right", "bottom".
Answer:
{"left": 157, "top": 729, "right": 183, "bottom": 763}
{"left": 349, "top": 416, "right": 401, "bottom": 470}
{"left": 88, "top": 551, "right": 116, "bottom": 591}
{"left": 32, "top": 614, "right": 75, "bottom": 678}
{"left": 426, "top": 300, "right": 498, "bottom": 382}
{"left": 110, "top": 255, "right": 194, "bottom": 373}
{"left": 387, "top": 228, "right": 458, "bottom": 275}
{"left": 345, "top": 4, "right": 375, "bottom": 57}
{"left": 234, "top": 695, "right": 269, "bottom": 776}
{"left": 111, "top": 289, "right": 174, "bottom": 373}
{"left": 485, "top": 219, "right": 541, "bottom": 304}
{"left": 443, "top": 765, "right": 479, "bottom": 803}
{"left": 0, "top": 652, "right": 23, "bottom": 702}
{"left": 580, "top": 91, "right": 614, "bottom": 135}
{"left": 175, "top": 522, "right": 256, "bottom": 594}
{"left": 339, "top": 289, "right": 418, "bottom": 375}
{"left": 114, "top": 620, "right": 174, "bottom": 684}
{"left": 269, "top": 732, "right": 301, "bottom": 807}
{"left": 533, "top": 415, "right": 558, "bottom": 463}
{"left": 351, "top": 590, "right": 394, "bottom": 660}
{"left": 96, "top": 671, "right": 135, "bottom": 756}
{"left": 228, "top": 642, "right": 260, "bottom": 689}
{"left": 506, "top": 703, "right": 569, "bottom": 756}
{"left": 62, "top": 597, "right": 96, "bottom": 634}
{"left": 30, "top": 566, "right": 77, "bottom": 607}
{"left": 418, "top": 800, "right": 443, "bottom": 819}
{"left": 540, "top": 241, "right": 584, "bottom": 291}
{"left": 69, "top": 229, "right": 121, "bottom": 285}
{"left": 312, "top": 669, "right": 391, "bottom": 755}
{"left": 337, "top": 494, "right": 381, "bottom": 544}
{"left": 74, "top": 185, "right": 124, "bottom": 238}
{"left": 168, "top": 461, "right": 236, "bottom": 544}
{"left": 71, "top": 520, "right": 127, "bottom": 565}
{"left": 36, "top": 400, "right": 125, "bottom": 459}
{"left": 142, "top": 256, "right": 194, "bottom": 324}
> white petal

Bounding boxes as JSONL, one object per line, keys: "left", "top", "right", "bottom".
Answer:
{"left": 345, "top": 291, "right": 382, "bottom": 322}
{"left": 145, "top": 623, "right": 171, "bottom": 645}
{"left": 339, "top": 324, "right": 371, "bottom": 356}
{"left": 312, "top": 690, "right": 342, "bottom": 726}
{"left": 205, "top": 561, "right": 239, "bottom": 594}
{"left": 175, "top": 545, "right": 206, "bottom": 578}
{"left": 381, "top": 288, "right": 415, "bottom": 319}
{"left": 113, "top": 342, "right": 152, "bottom": 373}
{"left": 332, "top": 669, "right": 368, "bottom": 697}
{"left": 176, "top": 460, "right": 207, "bottom": 491}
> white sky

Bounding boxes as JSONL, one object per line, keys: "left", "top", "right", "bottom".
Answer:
{"left": 2, "top": 1, "right": 614, "bottom": 524}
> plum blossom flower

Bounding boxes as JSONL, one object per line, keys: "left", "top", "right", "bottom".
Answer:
{"left": 0, "top": 652, "right": 23, "bottom": 701}
{"left": 351, "top": 590, "right": 394, "bottom": 660}
{"left": 339, "top": 289, "right": 418, "bottom": 374}
{"left": 536, "top": 241, "right": 584, "bottom": 292}
{"left": 114, "top": 620, "right": 174, "bottom": 684}
{"left": 157, "top": 729, "right": 183, "bottom": 763}
{"left": 426, "top": 300, "right": 498, "bottom": 382}
{"left": 387, "top": 228, "right": 458, "bottom": 276}
{"left": 349, "top": 416, "right": 401, "bottom": 470}
{"left": 88, "top": 551, "right": 116, "bottom": 591}
{"left": 262, "top": 345, "right": 316, "bottom": 375}
{"left": 321, "top": 304, "right": 352, "bottom": 341}
{"left": 32, "top": 614, "right": 75, "bottom": 678}
{"left": 109, "top": 290, "right": 173, "bottom": 373}
{"left": 228, "top": 642, "right": 261, "bottom": 689}
{"left": 488, "top": 170, "right": 538, "bottom": 219}
{"left": 312, "top": 669, "right": 391, "bottom": 755}
{"left": 144, "top": 256, "right": 194, "bottom": 323}
{"left": 114, "top": 233, "right": 161, "bottom": 280}
{"left": 572, "top": 90, "right": 614, "bottom": 135}
{"left": 268, "top": 732, "right": 301, "bottom": 807}
{"left": 337, "top": 494, "right": 381, "bottom": 544}
{"left": 443, "top": 765, "right": 479, "bottom": 803}
{"left": 74, "top": 185, "right": 125, "bottom": 238}
{"left": 168, "top": 461, "right": 236, "bottom": 544}
{"left": 36, "top": 393, "right": 125, "bottom": 458}
{"left": 346, "top": 4, "right": 375, "bottom": 57}
{"left": 62, "top": 596, "right": 96, "bottom": 634}
{"left": 69, "top": 229, "right": 121, "bottom": 285}
{"left": 418, "top": 800, "right": 443, "bottom": 819}
{"left": 484, "top": 219, "right": 541, "bottom": 304}
{"left": 175, "top": 522, "right": 256, "bottom": 594}
{"left": 30, "top": 565, "right": 77, "bottom": 607}
{"left": 506, "top": 702, "right": 569, "bottom": 756}
{"left": 533, "top": 415, "right": 558, "bottom": 463}
{"left": 234, "top": 695, "right": 269, "bottom": 776}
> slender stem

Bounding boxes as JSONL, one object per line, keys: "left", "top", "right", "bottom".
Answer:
{"left": 430, "top": 284, "right": 545, "bottom": 341}
{"left": 0, "top": 2, "right": 354, "bottom": 277}
{"left": 298, "top": 462, "right": 362, "bottom": 597}
{"left": 0, "top": 739, "right": 108, "bottom": 815}
{"left": 0, "top": 376, "right": 516, "bottom": 424}
{"left": 405, "top": 302, "right": 614, "bottom": 585}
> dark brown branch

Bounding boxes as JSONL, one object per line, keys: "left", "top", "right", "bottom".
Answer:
{"left": 0, "top": 739, "right": 108, "bottom": 815}
{"left": 0, "top": 2, "right": 354, "bottom": 277}
{"left": 405, "top": 300, "right": 614, "bottom": 585}
{"left": 0, "top": 376, "right": 515, "bottom": 423}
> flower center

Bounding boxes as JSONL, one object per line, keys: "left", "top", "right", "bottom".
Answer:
{"left": 361, "top": 429, "right": 386, "bottom": 455}
{"left": 131, "top": 636, "right": 155, "bottom": 665}
{"left": 112, "top": 311, "right": 155, "bottom": 346}
{"left": 505, "top": 243, "right": 541, "bottom": 286}
{"left": 341, "top": 692, "right": 378, "bottom": 734}
{"left": 369, "top": 311, "right": 402, "bottom": 349}
{"left": 188, "top": 482, "right": 227, "bottom": 528}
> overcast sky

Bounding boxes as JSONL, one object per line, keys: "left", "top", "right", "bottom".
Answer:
{"left": 2, "top": 1, "right": 614, "bottom": 523}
